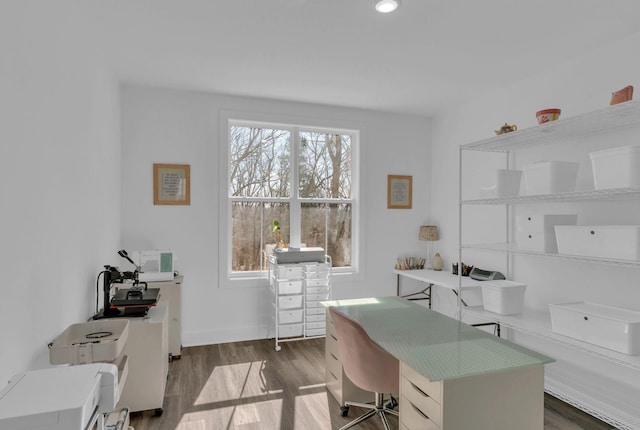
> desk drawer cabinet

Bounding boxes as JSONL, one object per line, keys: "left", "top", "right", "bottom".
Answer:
{"left": 400, "top": 362, "right": 544, "bottom": 430}
{"left": 400, "top": 363, "right": 442, "bottom": 430}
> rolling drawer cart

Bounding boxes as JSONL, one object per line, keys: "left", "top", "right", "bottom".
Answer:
{"left": 269, "top": 255, "right": 332, "bottom": 351}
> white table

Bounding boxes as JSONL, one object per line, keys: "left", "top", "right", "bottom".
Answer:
{"left": 393, "top": 269, "right": 482, "bottom": 308}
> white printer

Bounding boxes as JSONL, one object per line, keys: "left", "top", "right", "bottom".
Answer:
{"left": 0, "top": 363, "right": 118, "bottom": 430}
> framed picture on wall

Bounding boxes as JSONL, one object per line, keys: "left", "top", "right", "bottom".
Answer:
{"left": 387, "top": 175, "right": 412, "bottom": 209}
{"left": 153, "top": 163, "right": 191, "bottom": 205}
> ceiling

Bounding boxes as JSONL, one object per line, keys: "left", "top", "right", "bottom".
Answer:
{"left": 96, "top": 0, "right": 640, "bottom": 117}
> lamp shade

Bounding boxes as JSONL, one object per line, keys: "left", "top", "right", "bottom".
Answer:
{"left": 419, "top": 225, "right": 439, "bottom": 241}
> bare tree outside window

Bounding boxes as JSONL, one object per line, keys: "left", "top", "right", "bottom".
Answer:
{"left": 229, "top": 123, "right": 356, "bottom": 272}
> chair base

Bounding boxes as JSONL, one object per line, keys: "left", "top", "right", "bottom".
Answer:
{"left": 339, "top": 393, "right": 399, "bottom": 430}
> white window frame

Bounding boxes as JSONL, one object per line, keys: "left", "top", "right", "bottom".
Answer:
{"left": 218, "top": 110, "right": 363, "bottom": 287}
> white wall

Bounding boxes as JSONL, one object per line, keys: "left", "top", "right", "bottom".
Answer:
{"left": 120, "top": 85, "right": 432, "bottom": 346}
{"left": 0, "top": 2, "right": 122, "bottom": 384}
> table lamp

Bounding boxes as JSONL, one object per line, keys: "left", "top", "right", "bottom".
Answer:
{"left": 419, "top": 225, "right": 439, "bottom": 269}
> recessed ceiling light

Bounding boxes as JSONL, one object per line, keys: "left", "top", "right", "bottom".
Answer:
{"left": 375, "top": 0, "right": 399, "bottom": 13}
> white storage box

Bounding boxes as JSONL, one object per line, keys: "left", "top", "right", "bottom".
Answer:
{"left": 278, "top": 309, "right": 303, "bottom": 324}
{"left": 481, "top": 280, "right": 527, "bottom": 315}
{"left": 516, "top": 231, "right": 559, "bottom": 253}
{"left": 278, "top": 295, "right": 303, "bottom": 309}
{"left": 523, "top": 161, "right": 579, "bottom": 194}
{"left": 590, "top": 145, "right": 640, "bottom": 189}
{"left": 277, "top": 280, "right": 303, "bottom": 295}
{"left": 555, "top": 225, "right": 640, "bottom": 260}
{"left": 516, "top": 214, "right": 577, "bottom": 232}
{"left": 549, "top": 302, "right": 640, "bottom": 355}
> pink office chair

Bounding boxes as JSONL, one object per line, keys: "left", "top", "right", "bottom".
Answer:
{"left": 329, "top": 307, "right": 399, "bottom": 430}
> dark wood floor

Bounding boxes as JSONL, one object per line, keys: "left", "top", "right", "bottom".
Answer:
{"left": 129, "top": 338, "right": 616, "bottom": 430}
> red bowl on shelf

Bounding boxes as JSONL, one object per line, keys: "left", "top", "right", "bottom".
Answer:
{"left": 536, "top": 108, "right": 561, "bottom": 124}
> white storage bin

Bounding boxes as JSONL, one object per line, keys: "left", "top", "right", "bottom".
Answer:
{"left": 303, "top": 262, "right": 330, "bottom": 272}
{"left": 516, "top": 231, "right": 558, "bottom": 253}
{"left": 306, "top": 286, "right": 329, "bottom": 295}
{"left": 523, "top": 161, "right": 579, "bottom": 194}
{"left": 305, "top": 328, "right": 325, "bottom": 337}
{"left": 305, "top": 271, "right": 329, "bottom": 280}
{"left": 516, "top": 214, "right": 577, "bottom": 232}
{"left": 278, "top": 324, "right": 303, "bottom": 338}
{"left": 306, "top": 293, "right": 330, "bottom": 302}
{"left": 555, "top": 225, "right": 640, "bottom": 260}
{"left": 549, "top": 302, "right": 640, "bottom": 355}
{"left": 305, "top": 278, "right": 329, "bottom": 288}
{"left": 276, "top": 265, "right": 303, "bottom": 280}
{"left": 305, "top": 321, "right": 326, "bottom": 330}
{"left": 278, "top": 295, "right": 303, "bottom": 309}
{"left": 481, "top": 280, "right": 527, "bottom": 315}
{"left": 277, "top": 280, "right": 303, "bottom": 295}
{"left": 590, "top": 145, "right": 640, "bottom": 189}
{"left": 305, "top": 301, "right": 324, "bottom": 309}
{"left": 306, "top": 307, "right": 325, "bottom": 315}
{"left": 306, "top": 313, "right": 326, "bottom": 323}
{"left": 278, "top": 309, "right": 303, "bottom": 324}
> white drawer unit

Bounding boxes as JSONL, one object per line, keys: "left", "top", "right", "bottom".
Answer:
{"left": 400, "top": 362, "right": 544, "bottom": 430}
{"left": 269, "top": 255, "right": 332, "bottom": 351}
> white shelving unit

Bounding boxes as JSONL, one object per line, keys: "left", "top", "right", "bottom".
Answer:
{"left": 269, "top": 255, "right": 332, "bottom": 351}
{"left": 458, "top": 100, "right": 640, "bottom": 430}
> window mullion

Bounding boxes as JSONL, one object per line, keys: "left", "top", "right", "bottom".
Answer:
{"left": 290, "top": 127, "right": 301, "bottom": 246}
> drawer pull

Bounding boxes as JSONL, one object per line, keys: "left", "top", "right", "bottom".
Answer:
{"left": 331, "top": 334, "right": 338, "bottom": 341}
{"left": 411, "top": 402, "right": 430, "bottom": 420}
{"left": 330, "top": 353, "right": 338, "bottom": 361}
{"left": 410, "top": 381, "right": 429, "bottom": 398}
{"left": 330, "top": 371, "right": 338, "bottom": 380}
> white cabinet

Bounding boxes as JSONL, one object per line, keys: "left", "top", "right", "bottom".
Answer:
{"left": 269, "top": 256, "right": 331, "bottom": 351}
{"left": 115, "top": 302, "right": 169, "bottom": 414}
{"left": 116, "top": 276, "right": 182, "bottom": 359}
{"left": 145, "top": 276, "right": 183, "bottom": 359}
{"left": 458, "top": 100, "right": 640, "bottom": 430}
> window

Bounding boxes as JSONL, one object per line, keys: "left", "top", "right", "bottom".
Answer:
{"left": 226, "top": 119, "right": 358, "bottom": 277}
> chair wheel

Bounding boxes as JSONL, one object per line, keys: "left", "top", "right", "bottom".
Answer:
{"left": 340, "top": 406, "right": 349, "bottom": 417}
{"left": 386, "top": 396, "right": 398, "bottom": 409}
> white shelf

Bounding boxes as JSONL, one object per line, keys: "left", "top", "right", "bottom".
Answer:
{"left": 461, "top": 242, "right": 640, "bottom": 268}
{"left": 460, "top": 100, "right": 640, "bottom": 152}
{"left": 462, "top": 186, "right": 640, "bottom": 205}
{"left": 464, "top": 306, "right": 640, "bottom": 429}
{"left": 459, "top": 101, "right": 640, "bottom": 427}
{"left": 461, "top": 306, "right": 640, "bottom": 371}
{"left": 545, "top": 361, "right": 640, "bottom": 430}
